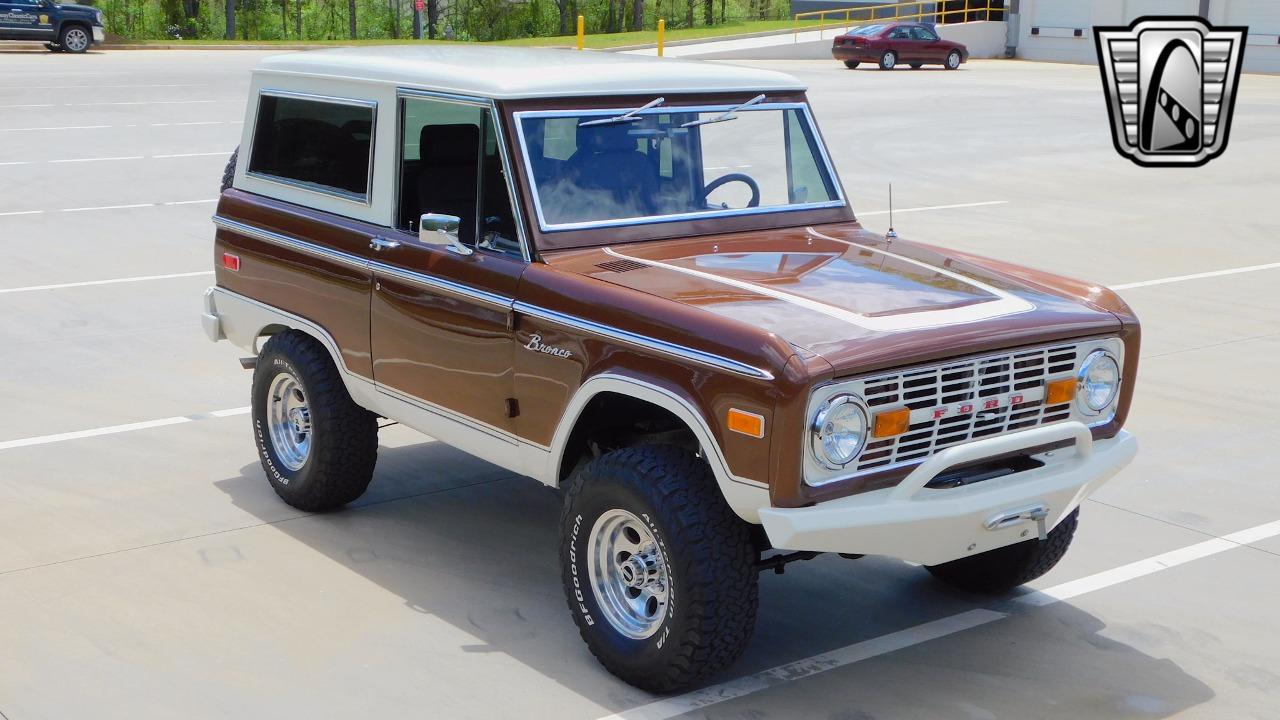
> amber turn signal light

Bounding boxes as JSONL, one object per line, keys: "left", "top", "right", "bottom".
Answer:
{"left": 872, "top": 407, "right": 911, "bottom": 438}
{"left": 1045, "top": 378, "right": 1077, "bottom": 405}
{"left": 727, "top": 408, "right": 765, "bottom": 438}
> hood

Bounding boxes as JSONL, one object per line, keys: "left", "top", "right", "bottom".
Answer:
{"left": 542, "top": 223, "right": 1124, "bottom": 375}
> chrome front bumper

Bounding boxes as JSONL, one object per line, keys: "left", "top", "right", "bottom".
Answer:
{"left": 760, "top": 422, "right": 1137, "bottom": 566}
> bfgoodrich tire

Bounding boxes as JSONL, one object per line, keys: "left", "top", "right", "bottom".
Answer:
{"left": 560, "top": 445, "right": 759, "bottom": 692}
{"left": 925, "top": 508, "right": 1080, "bottom": 594}
{"left": 251, "top": 330, "right": 378, "bottom": 512}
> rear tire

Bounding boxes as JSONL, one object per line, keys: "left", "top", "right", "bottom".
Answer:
{"left": 59, "top": 24, "right": 91, "bottom": 53}
{"left": 910, "top": 63, "right": 923, "bottom": 69}
{"left": 843, "top": 60, "right": 859, "bottom": 69}
{"left": 251, "top": 330, "right": 379, "bottom": 512}
{"left": 878, "top": 50, "right": 897, "bottom": 70}
{"left": 560, "top": 445, "right": 759, "bottom": 693}
{"left": 945, "top": 50, "right": 962, "bottom": 70}
{"left": 220, "top": 146, "right": 239, "bottom": 193}
{"left": 925, "top": 509, "right": 1079, "bottom": 594}
{"left": 45, "top": 42, "right": 62, "bottom": 52}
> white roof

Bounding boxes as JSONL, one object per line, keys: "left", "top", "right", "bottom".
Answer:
{"left": 255, "top": 46, "right": 806, "bottom": 100}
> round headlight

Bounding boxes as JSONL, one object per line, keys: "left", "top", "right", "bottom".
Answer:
{"left": 811, "top": 395, "right": 868, "bottom": 469}
{"left": 1078, "top": 350, "right": 1120, "bottom": 413}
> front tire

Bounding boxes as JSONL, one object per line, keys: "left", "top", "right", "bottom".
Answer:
{"left": 910, "top": 63, "right": 923, "bottom": 69}
{"left": 59, "top": 25, "right": 91, "bottom": 53}
{"left": 842, "top": 60, "right": 859, "bottom": 69}
{"left": 926, "top": 509, "right": 1079, "bottom": 594}
{"left": 252, "top": 331, "right": 379, "bottom": 512}
{"left": 878, "top": 50, "right": 897, "bottom": 70}
{"left": 945, "top": 50, "right": 962, "bottom": 70}
{"left": 560, "top": 446, "right": 759, "bottom": 693}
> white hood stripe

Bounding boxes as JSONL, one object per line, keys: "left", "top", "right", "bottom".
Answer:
{"left": 603, "top": 235, "right": 1034, "bottom": 333}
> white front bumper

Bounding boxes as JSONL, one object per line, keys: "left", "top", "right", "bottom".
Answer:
{"left": 760, "top": 423, "right": 1137, "bottom": 566}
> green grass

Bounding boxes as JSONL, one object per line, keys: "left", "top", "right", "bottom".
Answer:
{"left": 120, "top": 18, "right": 831, "bottom": 49}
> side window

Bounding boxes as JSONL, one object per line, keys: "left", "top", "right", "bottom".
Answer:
{"left": 398, "top": 96, "right": 521, "bottom": 258}
{"left": 247, "top": 93, "right": 374, "bottom": 202}
{"left": 889, "top": 27, "right": 911, "bottom": 39}
{"left": 912, "top": 27, "right": 939, "bottom": 41}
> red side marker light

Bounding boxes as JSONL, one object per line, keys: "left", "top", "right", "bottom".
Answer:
{"left": 222, "top": 253, "right": 241, "bottom": 271}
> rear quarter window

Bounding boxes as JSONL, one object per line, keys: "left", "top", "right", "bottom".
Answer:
{"left": 247, "top": 93, "right": 376, "bottom": 202}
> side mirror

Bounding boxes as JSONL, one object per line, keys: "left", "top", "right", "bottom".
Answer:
{"left": 418, "top": 213, "right": 472, "bottom": 256}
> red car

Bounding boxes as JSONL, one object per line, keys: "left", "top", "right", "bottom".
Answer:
{"left": 832, "top": 22, "right": 969, "bottom": 70}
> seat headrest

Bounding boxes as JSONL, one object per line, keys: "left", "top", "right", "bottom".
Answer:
{"left": 577, "top": 123, "right": 640, "bottom": 155}
{"left": 420, "top": 123, "right": 480, "bottom": 166}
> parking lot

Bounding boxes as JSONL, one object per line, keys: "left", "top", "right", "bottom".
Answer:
{"left": 1, "top": 48, "right": 1278, "bottom": 719}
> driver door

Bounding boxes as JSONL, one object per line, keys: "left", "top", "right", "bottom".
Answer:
{"left": 369, "top": 93, "right": 527, "bottom": 439}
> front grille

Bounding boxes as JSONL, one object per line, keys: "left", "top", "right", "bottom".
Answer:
{"left": 854, "top": 342, "right": 1081, "bottom": 473}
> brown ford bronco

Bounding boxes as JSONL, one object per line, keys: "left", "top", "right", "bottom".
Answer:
{"left": 203, "top": 47, "right": 1139, "bottom": 692}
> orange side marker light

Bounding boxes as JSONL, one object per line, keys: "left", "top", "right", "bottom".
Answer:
{"left": 727, "top": 408, "right": 765, "bottom": 438}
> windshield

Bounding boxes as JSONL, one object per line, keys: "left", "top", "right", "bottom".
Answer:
{"left": 516, "top": 103, "right": 843, "bottom": 231}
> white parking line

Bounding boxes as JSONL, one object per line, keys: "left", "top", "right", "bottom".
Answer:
{"left": 859, "top": 200, "right": 1009, "bottom": 216}
{"left": 1111, "top": 262, "right": 1280, "bottom": 290}
{"left": 0, "top": 83, "right": 206, "bottom": 90}
{"left": 0, "top": 408, "right": 249, "bottom": 452}
{"left": 62, "top": 100, "right": 226, "bottom": 107}
{"left": 600, "top": 517, "right": 1280, "bottom": 720}
{"left": 0, "top": 199, "right": 218, "bottom": 217}
{"left": 0, "top": 270, "right": 213, "bottom": 295}
{"left": 0, "top": 121, "right": 241, "bottom": 132}
{"left": 2, "top": 152, "right": 232, "bottom": 166}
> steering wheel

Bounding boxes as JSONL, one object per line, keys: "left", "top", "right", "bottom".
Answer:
{"left": 701, "top": 173, "right": 761, "bottom": 209}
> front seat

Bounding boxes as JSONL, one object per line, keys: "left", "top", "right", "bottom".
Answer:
{"left": 567, "top": 123, "right": 657, "bottom": 218}
{"left": 417, "top": 123, "right": 480, "bottom": 245}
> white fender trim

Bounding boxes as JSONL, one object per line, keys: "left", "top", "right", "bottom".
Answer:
{"left": 542, "top": 373, "right": 770, "bottom": 524}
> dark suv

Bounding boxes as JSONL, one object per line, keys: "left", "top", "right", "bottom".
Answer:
{"left": 0, "top": 0, "right": 104, "bottom": 53}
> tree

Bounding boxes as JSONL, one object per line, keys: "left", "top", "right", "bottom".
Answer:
{"left": 427, "top": 0, "right": 439, "bottom": 38}
{"left": 225, "top": 0, "right": 236, "bottom": 38}
{"left": 348, "top": 0, "right": 356, "bottom": 38}
{"left": 631, "top": 0, "right": 642, "bottom": 31}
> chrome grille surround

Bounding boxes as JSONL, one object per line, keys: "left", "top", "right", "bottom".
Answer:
{"left": 804, "top": 336, "right": 1125, "bottom": 487}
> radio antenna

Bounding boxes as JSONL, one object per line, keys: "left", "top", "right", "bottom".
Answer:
{"left": 886, "top": 183, "right": 898, "bottom": 239}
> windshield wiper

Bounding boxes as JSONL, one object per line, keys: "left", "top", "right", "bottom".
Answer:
{"left": 680, "top": 94, "right": 766, "bottom": 128}
{"left": 578, "top": 97, "right": 666, "bottom": 127}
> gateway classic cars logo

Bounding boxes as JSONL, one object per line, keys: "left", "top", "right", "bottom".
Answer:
{"left": 1095, "top": 16, "right": 1246, "bottom": 167}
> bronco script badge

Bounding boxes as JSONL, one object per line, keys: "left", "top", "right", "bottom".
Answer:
{"left": 1095, "top": 17, "right": 1246, "bottom": 167}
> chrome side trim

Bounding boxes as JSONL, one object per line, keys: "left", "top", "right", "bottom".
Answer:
{"left": 514, "top": 302, "right": 774, "bottom": 381}
{"left": 512, "top": 102, "right": 848, "bottom": 233}
{"left": 246, "top": 89, "right": 378, "bottom": 207}
{"left": 370, "top": 259, "right": 514, "bottom": 312}
{"left": 213, "top": 215, "right": 517, "bottom": 312}
{"left": 213, "top": 215, "right": 369, "bottom": 272}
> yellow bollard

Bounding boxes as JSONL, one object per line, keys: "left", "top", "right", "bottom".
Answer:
{"left": 576, "top": 15, "right": 584, "bottom": 50}
{"left": 657, "top": 19, "right": 665, "bottom": 57}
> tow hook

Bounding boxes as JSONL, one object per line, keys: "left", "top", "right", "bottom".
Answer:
{"left": 985, "top": 503, "right": 1050, "bottom": 541}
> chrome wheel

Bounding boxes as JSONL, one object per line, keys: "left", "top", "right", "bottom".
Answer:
{"left": 588, "top": 509, "right": 670, "bottom": 639}
{"left": 63, "top": 27, "right": 89, "bottom": 52}
{"left": 267, "top": 372, "right": 311, "bottom": 471}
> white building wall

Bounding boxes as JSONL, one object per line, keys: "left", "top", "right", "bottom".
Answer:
{"left": 1014, "top": 0, "right": 1280, "bottom": 73}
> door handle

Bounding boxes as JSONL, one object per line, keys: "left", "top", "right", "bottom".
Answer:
{"left": 369, "top": 237, "right": 401, "bottom": 252}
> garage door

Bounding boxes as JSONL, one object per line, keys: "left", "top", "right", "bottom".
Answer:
{"left": 1030, "top": 0, "right": 1090, "bottom": 29}
{"left": 1226, "top": 0, "right": 1280, "bottom": 33}
{"left": 1124, "top": 0, "right": 1197, "bottom": 22}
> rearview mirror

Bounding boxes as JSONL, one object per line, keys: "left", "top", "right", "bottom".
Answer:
{"left": 419, "top": 213, "right": 472, "bottom": 256}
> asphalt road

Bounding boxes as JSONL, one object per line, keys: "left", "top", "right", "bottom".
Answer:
{"left": 1, "top": 49, "right": 1278, "bottom": 720}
